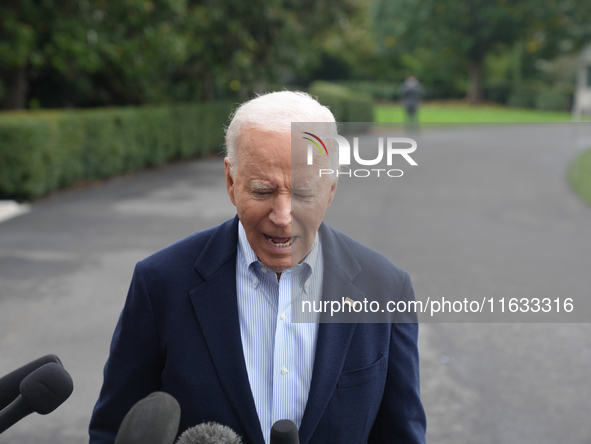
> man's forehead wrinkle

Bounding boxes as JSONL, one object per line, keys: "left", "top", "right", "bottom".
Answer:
{"left": 312, "top": 154, "right": 331, "bottom": 168}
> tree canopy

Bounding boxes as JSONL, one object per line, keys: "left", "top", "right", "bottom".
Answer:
{"left": 1, "top": 0, "right": 590, "bottom": 109}
{"left": 0, "top": 0, "right": 360, "bottom": 109}
{"left": 373, "top": 0, "right": 591, "bottom": 102}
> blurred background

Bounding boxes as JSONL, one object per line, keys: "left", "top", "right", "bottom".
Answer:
{"left": 1, "top": 0, "right": 591, "bottom": 202}
{"left": 1, "top": 0, "right": 591, "bottom": 110}
{"left": 2, "top": 0, "right": 591, "bottom": 201}
{"left": 1, "top": 1, "right": 591, "bottom": 443}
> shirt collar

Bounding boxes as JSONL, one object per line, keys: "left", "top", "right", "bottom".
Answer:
{"left": 238, "top": 221, "right": 259, "bottom": 267}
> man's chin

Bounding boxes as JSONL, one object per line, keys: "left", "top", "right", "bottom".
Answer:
{"left": 259, "top": 257, "right": 292, "bottom": 274}
{"left": 268, "top": 267, "right": 290, "bottom": 276}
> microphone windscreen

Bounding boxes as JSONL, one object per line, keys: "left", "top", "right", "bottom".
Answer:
{"left": 176, "top": 422, "right": 242, "bottom": 444}
{"left": 270, "top": 419, "right": 299, "bottom": 444}
{"left": 114, "top": 391, "right": 180, "bottom": 444}
{"left": 19, "top": 362, "right": 74, "bottom": 415}
{"left": 0, "top": 355, "right": 62, "bottom": 410}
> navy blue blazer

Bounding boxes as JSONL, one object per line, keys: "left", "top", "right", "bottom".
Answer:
{"left": 89, "top": 216, "right": 426, "bottom": 444}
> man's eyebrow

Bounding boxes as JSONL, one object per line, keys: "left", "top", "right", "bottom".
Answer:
{"left": 292, "top": 185, "right": 315, "bottom": 192}
{"left": 250, "top": 182, "right": 275, "bottom": 191}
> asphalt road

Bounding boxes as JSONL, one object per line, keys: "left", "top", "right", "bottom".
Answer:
{"left": 0, "top": 123, "right": 590, "bottom": 443}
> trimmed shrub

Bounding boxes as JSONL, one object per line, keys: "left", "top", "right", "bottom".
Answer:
{"left": 0, "top": 117, "right": 60, "bottom": 199}
{"left": 333, "top": 81, "right": 398, "bottom": 101}
{"left": 0, "top": 102, "right": 232, "bottom": 200}
{"left": 507, "top": 81, "right": 573, "bottom": 110}
{"left": 535, "top": 90, "right": 572, "bottom": 111}
{"left": 483, "top": 82, "right": 512, "bottom": 104}
{"left": 308, "top": 81, "right": 374, "bottom": 132}
{"left": 507, "top": 84, "right": 540, "bottom": 108}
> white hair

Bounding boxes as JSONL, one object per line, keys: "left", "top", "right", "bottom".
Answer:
{"left": 224, "top": 90, "right": 338, "bottom": 174}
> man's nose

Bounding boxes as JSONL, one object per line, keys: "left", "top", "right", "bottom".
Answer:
{"left": 269, "top": 194, "right": 291, "bottom": 227}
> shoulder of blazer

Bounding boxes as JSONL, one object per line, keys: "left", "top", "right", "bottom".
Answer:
{"left": 137, "top": 216, "right": 239, "bottom": 284}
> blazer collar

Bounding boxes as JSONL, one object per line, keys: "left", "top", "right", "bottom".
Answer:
{"left": 193, "top": 216, "right": 239, "bottom": 279}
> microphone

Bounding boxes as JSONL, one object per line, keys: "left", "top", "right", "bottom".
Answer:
{"left": 0, "top": 362, "right": 74, "bottom": 434}
{"left": 114, "top": 391, "right": 181, "bottom": 444}
{"left": 175, "top": 422, "right": 242, "bottom": 444}
{"left": 270, "top": 419, "right": 299, "bottom": 444}
{"left": 0, "top": 354, "right": 63, "bottom": 411}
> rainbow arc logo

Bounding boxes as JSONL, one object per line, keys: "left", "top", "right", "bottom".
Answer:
{"left": 302, "top": 132, "right": 328, "bottom": 156}
{"left": 301, "top": 130, "right": 418, "bottom": 175}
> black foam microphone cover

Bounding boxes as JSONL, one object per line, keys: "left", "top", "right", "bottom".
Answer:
{"left": 114, "top": 391, "right": 181, "bottom": 444}
{"left": 175, "top": 422, "right": 242, "bottom": 444}
{"left": 270, "top": 419, "right": 299, "bottom": 444}
{"left": 0, "top": 362, "right": 73, "bottom": 434}
{"left": 19, "top": 362, "right": 74, "bottom": 415}
{"left": 0, "top": 355, "right": 62, "bottom": 410}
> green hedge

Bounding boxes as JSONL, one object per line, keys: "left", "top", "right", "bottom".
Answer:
{"left": 507, "top": 81, "right": 573, "bottom": 111}
{"left": 332, "top": 80, "right": 398, "bottom": 101}
{"left": 0, "top": 102, "right": 232, "bottom": 200}
{"left": 308, "top": 81, "right": 374, "bottom": 132}
{"left": 507, "top": 83, "right": 541, "bottom": 108}
{"left": 535, "top": 90, "right": 572, "bottom": 111}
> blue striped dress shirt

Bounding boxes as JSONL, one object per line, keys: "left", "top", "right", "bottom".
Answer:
{"left": 236, "top": 222, "right": 323, "bottom": 444}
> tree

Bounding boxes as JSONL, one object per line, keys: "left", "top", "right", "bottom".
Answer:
{"left": 373, "top": 0, "right": 591, "bottom": 103}
{"left": 0, "top": 0, "right": 362, "bottom": 109}
{"left": 173, "top": 0, "right": 362, "bottom": 101}
{"left": 0, "top": 0, "right": 189, "bottom": 109}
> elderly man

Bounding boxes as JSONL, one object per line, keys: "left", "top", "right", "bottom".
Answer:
{"left": 89, "top": 91, "right": 426, "bottom": 443}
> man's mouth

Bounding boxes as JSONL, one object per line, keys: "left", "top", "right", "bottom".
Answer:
{"left": 264, "top": 234, "right": 294, "bottom": 247}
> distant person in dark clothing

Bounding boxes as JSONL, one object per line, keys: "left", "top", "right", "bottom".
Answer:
{"left": 399, "top": 75, "right": 423, "bottom": 125}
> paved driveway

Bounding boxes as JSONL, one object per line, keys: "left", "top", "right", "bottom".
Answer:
{"left": 0, "top": 123, "right": 590, "bottom": 443}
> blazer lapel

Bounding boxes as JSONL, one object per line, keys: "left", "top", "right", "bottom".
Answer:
{"left": 299, "top": 224, "right": 365, "bottom": 444}
{"left": 188, "top": 216, "right": 266, "bottom": 444}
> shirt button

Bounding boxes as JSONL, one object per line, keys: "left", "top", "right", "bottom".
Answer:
{"left": 280, "top": 313, "right": 286, "bottom": 321}
{"left": 261, "top": 267, "right": 267, "bottom": 273}
{"left": 281, "top": 368, "right": 288, "bottom": 375}
{"left": 253, "top": 278, "right": 258, "bottom": 286}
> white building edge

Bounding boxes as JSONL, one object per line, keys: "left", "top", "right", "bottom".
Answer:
{"left": 573, "top": 46, "right": 591, "bottom": 121}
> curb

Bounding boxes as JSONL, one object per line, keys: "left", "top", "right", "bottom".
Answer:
{"left": 0, "top": 200, "right": 31, "bottom": 224}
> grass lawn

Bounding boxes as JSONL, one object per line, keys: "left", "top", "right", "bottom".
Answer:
{"left": 568, "top": 149, "right": 591, "bottom": 207}
{"left": 375, "top": 102, "right": 572, "bottom": 123}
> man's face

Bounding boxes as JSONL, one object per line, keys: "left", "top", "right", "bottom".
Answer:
{"left": 225, "top": 128, "right": 337, "bottom": 273}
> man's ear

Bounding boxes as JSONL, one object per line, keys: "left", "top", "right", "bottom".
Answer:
{"left": 326, "top": 178, "right": 338, "bottom": 208}
{"left": 224, "top": 158, "right": 237, "bottom": 207}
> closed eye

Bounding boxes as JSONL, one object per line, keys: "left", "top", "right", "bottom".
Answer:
{"left": 293, "top": 193, "right": 313, "bottom": 201}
